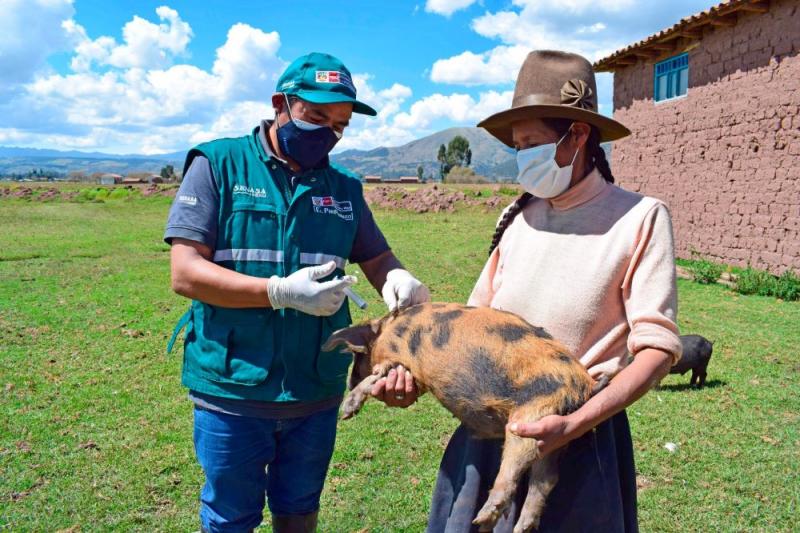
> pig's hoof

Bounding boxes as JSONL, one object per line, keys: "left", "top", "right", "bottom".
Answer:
{"left": 473, "top": 503, "right": 503, "bottom": 531}
{"left": 341, "top": 395, "right": 363, "bottom": 419}
{"left": 340, "top": 404, "right": 358, "bottom": 419}
{"left": 513, "top": 515, "right": 540, "bottom": 533}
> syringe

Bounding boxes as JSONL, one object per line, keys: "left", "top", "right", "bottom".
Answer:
{"left": 335, "top": 275, "right": 368, "bottom": 309}
{"left": 344, "top": 286, "right": 368, "bottom": 310}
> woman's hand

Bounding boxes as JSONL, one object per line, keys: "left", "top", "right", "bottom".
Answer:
{"left": 371, "top": 364, "right": 418, "bottom": 408}
{"left": 507, "top": 414, "right": 583, "bottom": 456}
{"left": 507, "top": 348, "right": 674, "bottom": 456}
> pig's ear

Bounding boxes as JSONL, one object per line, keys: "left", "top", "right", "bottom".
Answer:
{"left": 322, "top": 324, "right": 374, "bottom": 353}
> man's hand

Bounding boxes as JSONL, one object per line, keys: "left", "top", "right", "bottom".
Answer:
{"left": 507, "top": 414, "right": 582, "bottom": 457}
{"left": 267, "top": 261, "right": 355, "bottom": 316}
{"left": 381, "top": 269, "right": 430, "bottom": 311}
{"left": 371, "top": 364, "right": 419, "bottom": 408}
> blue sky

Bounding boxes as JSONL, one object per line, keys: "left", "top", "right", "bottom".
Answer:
{"left": 0, "top": 0, "right": 715, "bottom": 154}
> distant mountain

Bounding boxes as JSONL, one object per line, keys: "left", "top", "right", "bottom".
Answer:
{"left": 0, "top": 129, "right": 610, "bottom": 180}
{"left": 0, "top": 146, "right": 186, "bottom": 176}
{"left": 0, "top": 128, "right": 516, "bottom": 180}
{"left": 0, "top": 146, "right": 185, "bottom": 160}
{"left": 331, "top": 127, "right": 518, "bottom": 181}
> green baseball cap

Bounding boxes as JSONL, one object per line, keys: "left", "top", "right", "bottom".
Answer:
{"left": 276, "top": 52, "right": 377, "bottom": 116}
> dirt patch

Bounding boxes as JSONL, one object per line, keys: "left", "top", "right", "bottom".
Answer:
{"left": 2, "top": 187, "right": 34, "bottom": 199}
{"left": 636, "top": 475, "right": 654, "bottom": 491}
{"left": 36, "top": 188, "right": 61, "bottom": 201}
{"left": 140, "top": 184, "right": 160, "bottom": 197}
{"left": 364, "top": 185, "right": 507, "bottom": 213}
{"left": 0, "top": 184, "right": 179, "bottom": 202}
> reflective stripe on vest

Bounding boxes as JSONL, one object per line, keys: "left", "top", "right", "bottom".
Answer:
{"left": 213, "top": 248, "right": 284, "bottom": 262}
{"left": 213, "top": 249, "right": 346, "bottom": 270}
{"left": 299, "top": 252, "right": 346, "bottom": 269}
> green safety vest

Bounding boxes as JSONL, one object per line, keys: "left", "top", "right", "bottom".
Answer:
{"left": 168, "top": 127, "right": 363, "bottom": 402}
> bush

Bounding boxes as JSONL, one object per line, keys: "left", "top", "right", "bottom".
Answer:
{"left": 736, "top": 266, "right": 775, "bottom": 296}
{"left": 75, "top": 188, "right": 98, "bottom": 202}
{"left": 108, "top": 187, "right": 132, "bottom": 200}
{"left": 688, "top": 255, "right": 724, "bottom": 284}
{"left": 464, "top": 188, "right": 491, "bottom": 198}
{"left": 496, "top": 185, "right": 521, "bottom": 197}
{"left": 774, "top": 270, "right": 800, "bottom": 301}
{"left": 733, "top": 266, "right": 800, "bottom": 301}
{"left": 684, "top": 255, "right": 799, "bottom": 302}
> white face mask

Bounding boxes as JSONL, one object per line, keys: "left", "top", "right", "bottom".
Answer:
{"left": 515, "top": 128, "right": 579, "bottom": 198}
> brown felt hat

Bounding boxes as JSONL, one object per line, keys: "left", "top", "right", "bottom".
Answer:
{"left": 478, "top": 50, "right": 631, "bottom": 147}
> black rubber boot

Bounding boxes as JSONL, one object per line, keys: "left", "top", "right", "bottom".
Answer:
{"left": 271, "top": 511, "right": 319, "bottom": 533}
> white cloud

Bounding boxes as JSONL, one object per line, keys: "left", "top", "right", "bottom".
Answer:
{"left": 0, "top": 3, "right": 294, "bottom": 154}
{"left": 2, "top": 2, "right": 557, "bottom": 154}
{"left": 334, "top": 74, "right": 417, "bottom": 152}
{"left": 469, "top": 11, "right": 618, "bottom": 62}
{"left": 427, "top": 0, "right": 714, "bottom": 117}
{"left": 108, "top": 6, "right": 192, "bottom": 68}
{"left": 510, "top": 0, "right": 635, "bottom": 14}
{"left": 70, "top": 5, "right": 192, "bottom": 71}
{"left": 211, "top": 23, "right": 284, "bottom": 101}
{"left": 430, "top": 45, "right": 529, "bottom": 85}
{"left": 577, "top": 22, "right": 607, "bottom": 34}
{"left": 69, "top": 24, "right": 115, "bottom": 72}
{"left": 0, "top": 2, "right": 422, "bottom": 156}
{"left": 466, "top": 0, "right": 714, "bottom": 62}
{"left": 425, "top": 0, "right": 478, "bottom": 16}
{"left": 190, "top": 101, "right": 275, "bottom": 146}
{"left": 426, "top": 10, "right": 623, "bottom": 93}
{"left": 392, "top": 90, "right": 512, "bottom": 130}
{"left": 0, "top": 0, "right": 77, "bottom": 89}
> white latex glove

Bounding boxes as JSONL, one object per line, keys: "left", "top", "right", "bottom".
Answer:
{"left": 268, "top": 261, "right": 356, "bottom": 316}
{"left": 381, "top": 268, "right": 431, "bottom": 312}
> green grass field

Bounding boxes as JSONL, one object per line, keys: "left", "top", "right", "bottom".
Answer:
{"left": 1, "top": 193, "right": 798, "bottom": 532}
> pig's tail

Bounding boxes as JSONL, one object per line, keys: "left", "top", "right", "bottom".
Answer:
{"left": 488, "top": 192, "right": 532, "bottom": 256}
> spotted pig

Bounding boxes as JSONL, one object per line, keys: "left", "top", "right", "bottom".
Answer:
{"left": 323, "top": 302, "right": 604, "bottom": 533}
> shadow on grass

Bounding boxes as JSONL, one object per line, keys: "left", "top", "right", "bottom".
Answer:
{"left": 658, "top": 379, "right": 727, "bottom": 392}
{"left": 0, "top": 253, "right": 43, "bottom": 262}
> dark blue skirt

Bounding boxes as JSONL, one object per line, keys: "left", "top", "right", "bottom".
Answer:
{"left": 427, "top": 411, "right": 638, "bottom": 533}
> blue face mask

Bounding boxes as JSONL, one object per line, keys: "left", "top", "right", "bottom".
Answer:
{"left": 276, "top": 95, "right": 342, "bottom": 170}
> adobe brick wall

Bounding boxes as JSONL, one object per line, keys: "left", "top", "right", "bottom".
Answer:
{"left": 610, "top": 0, "right": 800, "bottom": 273}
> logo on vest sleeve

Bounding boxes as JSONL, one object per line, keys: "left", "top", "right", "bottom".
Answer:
{"left": 178, "top": 194, "right": 197, "bottom": 206}
{"left": 233, "top": 184, "right": 267, "bottom": 198}
{"left": 312, "top": 196, "right": 353, "bottom": 221}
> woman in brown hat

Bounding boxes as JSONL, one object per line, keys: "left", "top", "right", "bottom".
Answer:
{"left": 425, "top": 51, "right": 683, "bottom": 532}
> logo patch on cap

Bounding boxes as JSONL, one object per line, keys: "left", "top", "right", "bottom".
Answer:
{"left": 315, "top": 70, "right": 356, "bottom": 93}
{"left": 316, "top": 71, "right": 340, "bottom": 83}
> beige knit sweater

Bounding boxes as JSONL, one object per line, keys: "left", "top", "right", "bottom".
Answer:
{"left": 468, "top": 168, "right": 682, "bottom": 379}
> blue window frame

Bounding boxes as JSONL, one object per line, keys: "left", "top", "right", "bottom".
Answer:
{"left": 654, "top": 53, "right": 689, "bottom": 102}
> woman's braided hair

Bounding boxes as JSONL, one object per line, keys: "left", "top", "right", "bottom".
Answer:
{"left": 487, "top": 118, "right": 615, "bottom": 256}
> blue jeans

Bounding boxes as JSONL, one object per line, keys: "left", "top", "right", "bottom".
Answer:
{"left": 193, "top": 405, "right": 339, "bottom": 533}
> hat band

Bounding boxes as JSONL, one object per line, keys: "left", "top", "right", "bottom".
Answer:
{"left": 512, "top": 93, "right": 597, "bottom": 112}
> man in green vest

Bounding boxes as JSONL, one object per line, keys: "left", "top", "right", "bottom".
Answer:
{"left": 164, "top": 52, "right": 429, "bottom": 533}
